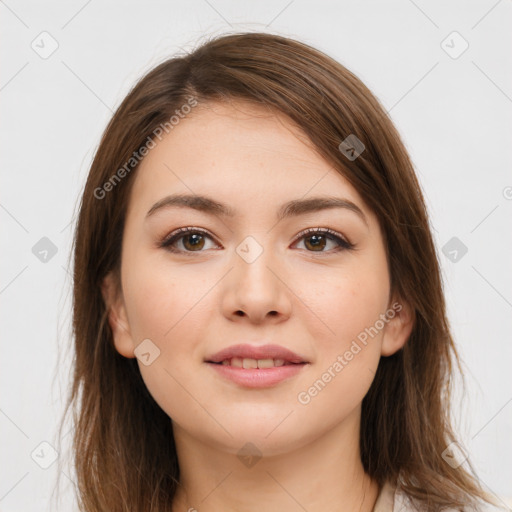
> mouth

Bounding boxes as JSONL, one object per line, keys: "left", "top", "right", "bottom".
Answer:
{"left": 205, "top": 356, "right": 308, "bottom": 388}
{"left": 207, "top": 357, "right": 303, "bottom": 368}
{"left": 204, "top": 343, "right": 309, "bottom": 388}
{"left": 205, "top": 343, "right": 308, "bottom": 365}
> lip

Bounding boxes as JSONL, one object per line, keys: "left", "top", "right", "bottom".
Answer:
{"left": 205, "top": 343, "right": 307, "bottom": 364}
{"left": 206, "top": 362, "right": 308, "bottom": 388}
{"left": 205, "top": 343, "right": 309, "bottom": 389}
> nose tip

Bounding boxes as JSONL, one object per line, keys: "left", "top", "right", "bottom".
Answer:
{"left": 222, "top": 257, "right": 292, "bottom": 324}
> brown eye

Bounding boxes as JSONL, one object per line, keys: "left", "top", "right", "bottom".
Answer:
{"left": 182, "top": 233, "right": 205, "bottom": 251}
{"left": 160, "top": 228, "right": 218, "bottom": 253}
{"left": 304, "top": 234, "right": 327, "bottom": 251}
{"left": 294, "top": 228, "right": 354, "bottom": 253}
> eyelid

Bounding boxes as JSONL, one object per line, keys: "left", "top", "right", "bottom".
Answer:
{"left": 160, "top": 226, "right": 219, "bottom": 249}
{"left": 291, "top": 227, "right": 353, "bottom": 249}
{"left": 159, "top": 226, "right": 355, "bottom": 253}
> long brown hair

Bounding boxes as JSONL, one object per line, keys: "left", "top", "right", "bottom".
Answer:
{"left": 60, "top": 31, "right": 498, "bottom": 511}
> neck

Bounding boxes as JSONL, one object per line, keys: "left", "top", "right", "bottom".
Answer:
{"left": 171, "top": 407, "right": 380, "bottom": 512}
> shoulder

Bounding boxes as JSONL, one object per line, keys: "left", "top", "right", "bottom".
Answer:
{"left": 373, "top": 480, "right": 487, "bottom": 512}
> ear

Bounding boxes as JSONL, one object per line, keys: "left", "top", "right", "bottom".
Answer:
{"left": 101, "top": 271, "right": 136, "bottom": 358}
{"left": 380, "top": 297, "right": 414, "bottom": 357}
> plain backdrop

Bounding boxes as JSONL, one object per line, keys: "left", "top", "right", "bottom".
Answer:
{"left": 1, "top": 1, "right": 511, "bottom": 510}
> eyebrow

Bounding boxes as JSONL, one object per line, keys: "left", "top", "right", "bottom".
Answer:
{"left": 146, "top": 193, "right": 368, "bottom": 226}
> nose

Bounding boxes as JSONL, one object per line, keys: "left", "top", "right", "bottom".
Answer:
{"left": 221, "top": 244, "right": 292, "bottom": 324}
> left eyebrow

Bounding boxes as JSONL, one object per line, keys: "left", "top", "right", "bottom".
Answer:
{"left": 146, "top": 193, "right": 368, "bottom": 227}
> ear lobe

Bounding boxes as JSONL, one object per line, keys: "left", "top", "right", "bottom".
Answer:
{"left": 101, "top": 271, "right": 136, "bottom": 359}
{"left": 380, "top": 298, "right": 415, "bottom": 357}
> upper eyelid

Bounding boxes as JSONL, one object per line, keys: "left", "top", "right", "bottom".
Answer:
{"left": 161, "top": 226, "right": 352, "bottom": 248}
{"left": 292, "top": 227, "right": 350, "bottom": 244}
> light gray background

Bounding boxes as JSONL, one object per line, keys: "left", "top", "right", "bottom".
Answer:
{"left": 1, "top": 1, "right": 511, "bottom": 510}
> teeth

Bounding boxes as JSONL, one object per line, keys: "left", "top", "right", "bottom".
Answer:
{"left": 256, "top": 358, "right": 275, "bottom": 369}
{"left": 220, "top": 357, "right": 288, "bottom": 368}
{"left": 243, "top": 358, "right": 258, "bottom": 369}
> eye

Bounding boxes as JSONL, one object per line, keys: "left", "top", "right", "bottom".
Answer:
{"left": 159, "top": 227, "right": 354, "bottom": 255}
{"left": 292, "top": 228, "right": 354, "bottom": 253}
{"left": 159, "top": 227, "right": 219, "bottom": 253}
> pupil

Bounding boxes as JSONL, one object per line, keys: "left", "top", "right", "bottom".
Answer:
{"left": 185, "top": 234, "right": 204, "bottom": 250}
{"left": 307, "top": 235, "right": 325, "bottom": 251}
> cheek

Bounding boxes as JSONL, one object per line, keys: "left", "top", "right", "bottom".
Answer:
{"left": 120, "top": 255, "right": 214, "bottom": 419}
{"left": 123, "top": 273, "right": 198, "bottom": 421}
{"left": 300, "top": 258, "right": 389, "bottom": 411}
{"left": 310, "top": 267, "right": 389, "bottom": 345}
{"left": 295, "top": 275, "right": 386, "bottom": 421}
{"left": 123, "top": 252, "right": 209, "bottom": 342}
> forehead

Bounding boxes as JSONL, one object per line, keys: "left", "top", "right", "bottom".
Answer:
{"left": 126, "top": 100, "right": 371, "bottom": 222}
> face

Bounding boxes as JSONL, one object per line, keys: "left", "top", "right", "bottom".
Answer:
{"left": 102, "top": 100, "right": 412, "bottom": 456}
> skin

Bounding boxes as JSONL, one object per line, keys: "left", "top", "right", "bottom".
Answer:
{"left": 102, "top": 100, "right": 414, "bottom": 512}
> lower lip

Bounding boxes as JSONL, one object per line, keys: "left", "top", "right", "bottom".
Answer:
{"left": 206, "top": 362, "right": 308, "bottom": 388}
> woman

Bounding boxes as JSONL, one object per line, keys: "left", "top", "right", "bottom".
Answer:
{"left": 62, "top": 32, "right": 498, "bottom": 511}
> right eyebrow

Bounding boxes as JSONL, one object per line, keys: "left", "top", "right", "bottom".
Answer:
{"left": 146, "top": 194, "right": 236, "bottom": 219}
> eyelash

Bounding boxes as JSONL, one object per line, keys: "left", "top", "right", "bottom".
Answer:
{"left": 159, "top": 226, "right": 355, "bottom": 255}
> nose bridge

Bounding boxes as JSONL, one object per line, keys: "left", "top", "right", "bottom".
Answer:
{"left": 222, "top": 234, "right": 292, "bottom": 322}
{"left": 234, "top": 233, "right": 280, "bottom": 294}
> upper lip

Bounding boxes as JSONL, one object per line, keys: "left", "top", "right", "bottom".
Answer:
{"left": 206, "top": 344, "right": 308, "bottom": 364}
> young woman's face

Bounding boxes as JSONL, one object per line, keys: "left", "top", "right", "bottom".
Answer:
{"left": 103, "top": 100, "right": 411, "bottom": 456}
